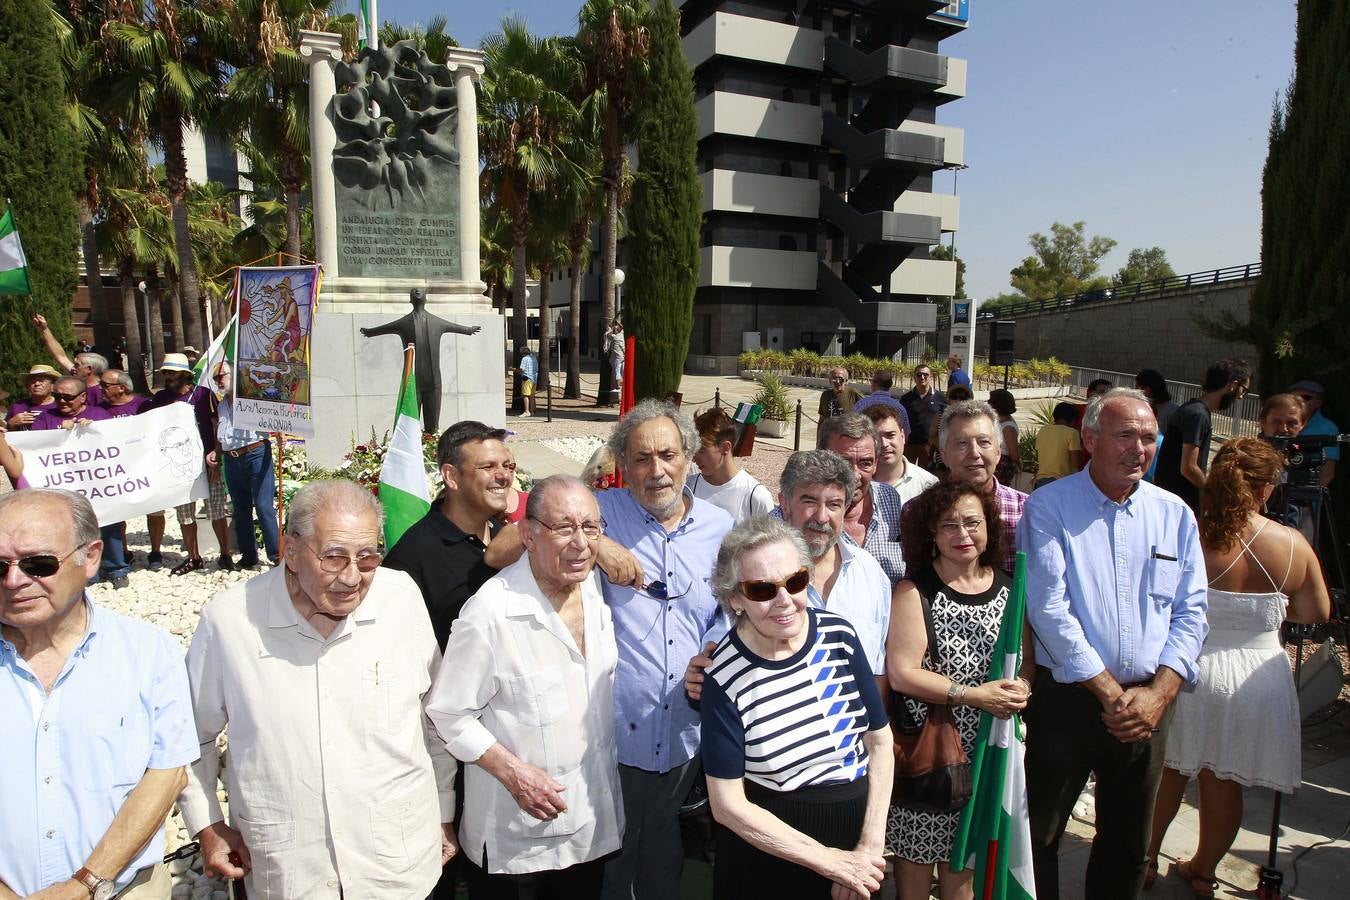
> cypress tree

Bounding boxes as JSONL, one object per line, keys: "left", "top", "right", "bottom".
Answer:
{"left": 1247, "top": 0, "right": 1349, "bottom": 519}
{"left": 0, "top": 0, "right": 82, "bottom": 390}
{"left": 626, "top": 0, "right": 701, "bottom": 401}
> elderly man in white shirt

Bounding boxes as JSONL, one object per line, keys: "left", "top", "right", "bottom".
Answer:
{"left": 427, "top": 475, "right": 623, "bottom": 897}
{"left": 178, "top": 480, "right": 458, "bottom": 899}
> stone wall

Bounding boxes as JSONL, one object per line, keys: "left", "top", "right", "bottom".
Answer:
{"left": 937, "top": 280, "right": 1258, "bottom": 378}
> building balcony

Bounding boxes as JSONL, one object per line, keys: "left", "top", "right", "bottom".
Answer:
{"left": 684, "top": 12, "right": 823, "bottom": 72}
{"left": 699, "top": 246, "right": 817, "bottom": 290}
{"left": 897, "top": 120, "right": 964, "bottom": 166}
{"left": 822, "top": 111, "right": 946, "bottom": 171}
{"left": 894, "top": 190, "right": 960, "bottom": 233}
{"left": 934, "top": 57, "right": 967, "bottom": 104}
{"left": 822, "top": 36, "right": 948, "bottom": 92}
{"left": 700, "top": 170, "right": 819, "bottom": 218}
{"left": 696, "top": 91, "right": 822, "bottom": 145}
{"left": 888, "top": 257, "right": 957, "bottom": 297}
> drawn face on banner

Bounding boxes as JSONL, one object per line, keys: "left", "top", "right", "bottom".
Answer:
{"left": 158, "top": 426, "right": 199, "bottom": 479}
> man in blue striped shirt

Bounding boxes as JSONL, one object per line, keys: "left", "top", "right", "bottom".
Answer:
{"left": 1018, "top": 388, "right": 1208, "bottom": 900}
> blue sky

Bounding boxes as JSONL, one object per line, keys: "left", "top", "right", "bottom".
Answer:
{"left": 370, "top": 0, "right": 1297, "bottom": 301}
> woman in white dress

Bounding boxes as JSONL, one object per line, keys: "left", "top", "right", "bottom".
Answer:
{"left": 1146, "top": 438, "right": 1330, "bottom": 897}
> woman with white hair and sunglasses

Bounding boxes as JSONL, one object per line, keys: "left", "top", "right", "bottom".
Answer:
{"left": 701, "top": 516, "right": 893, "bottom": 899}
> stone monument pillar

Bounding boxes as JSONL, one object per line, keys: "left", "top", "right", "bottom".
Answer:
{"left": 297, "top": 32, "right": 502, "bottom": 465}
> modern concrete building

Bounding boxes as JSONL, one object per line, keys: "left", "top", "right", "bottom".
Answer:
{"left": 679, "top": 0, "right": 968, "bottom": 373}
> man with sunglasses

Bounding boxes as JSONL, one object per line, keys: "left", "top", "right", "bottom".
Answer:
{"left": 0, "top": 488, "right": 198, "bottom": 899}
{"left": 899, "top": 363, "right": 947, "bottom": 469}
{"left": 179, "top": 480, "right": 458, "bottom": 899}
{"left": 817, "top": 367, "right": 863, "bottom": 423}
{"left": 97, "top": 370, "right": 147, "bottom": 417}
{"left": 427, "top": 476, "right": 623, "bottom": 897}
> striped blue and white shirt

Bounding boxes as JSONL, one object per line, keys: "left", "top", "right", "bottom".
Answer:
{"left": 701, "top": 609, "right": 888, "bottom": 792}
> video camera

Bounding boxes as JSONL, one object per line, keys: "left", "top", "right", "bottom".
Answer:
{"left": 1260, "top": 433, "right": 1348, "bottom": 487}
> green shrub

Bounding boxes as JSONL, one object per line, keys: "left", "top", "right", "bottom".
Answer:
{"left": 752, "top": 372, "right": 791, "bottom": 420}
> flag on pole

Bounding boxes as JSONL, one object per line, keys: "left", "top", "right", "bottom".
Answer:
{"left": 356, "top": 0, "right": 372, "bottom": 48}
{"left": 949, "top": 551, "right": 1037, "bottom": 900}
{"left": 378, "top": 345, "right": 431, "bottom": 547}
{"left": 195, "top": 313, "right": 237, "bottom": 397}
{"left": 0, "top": 208, "right": 33, "bottom": 296}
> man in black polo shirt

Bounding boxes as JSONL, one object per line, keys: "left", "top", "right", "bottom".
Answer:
{"left": 383, "top": 420, "right": 516, "bottom": 899}
{"left": 899, "top": 362, "right": 946, "bottom": 469}
{"left": 385, "top": 420, "right": 514, "bottom": 648}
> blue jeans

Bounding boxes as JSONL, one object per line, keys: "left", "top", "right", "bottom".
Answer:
{"left": 223, "top": 442, "right": 280, "bottom": 565}
{"left": 99, "top": 523, "right": 129, "bottom": 580}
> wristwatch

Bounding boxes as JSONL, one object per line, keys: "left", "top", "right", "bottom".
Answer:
{"left": 73, "top": 867, "right": 115, "bottom": 900}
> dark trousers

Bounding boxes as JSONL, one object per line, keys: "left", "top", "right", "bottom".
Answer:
{"left": 1024, "top": 668, "right": 1175, "bottom": 900}
{"left": 601, "top": 759, "right": 700, "bottom": 900}
{"left": 430, "top": 767, "right": 490, "bottom": 900}
{"left": 484, "top": 858, "right": 606, "bottom": 900}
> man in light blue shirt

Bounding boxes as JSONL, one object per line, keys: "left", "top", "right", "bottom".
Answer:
{"left": 0, "top": 489, "right": 197, "bottom": 899}
{"left": 1017, "top": 389, "right": 1207, "bottom": 900}
{"left": 211, "top": 363, "right": 279, "bottom": 569}
{"left": 595, "top": 400, "right": 733, "bottom": 900}
{"left": 1290, "top": 379, "right": 1339, "bottom": 487}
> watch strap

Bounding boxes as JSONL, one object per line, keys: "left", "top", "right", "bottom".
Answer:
{"left": 73, "top": 867, "right": 107, "bottom": 896}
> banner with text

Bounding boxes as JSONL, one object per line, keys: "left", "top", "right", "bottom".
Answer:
{"left": 8, "top": 403, "right": 208, "bottom": 526}
{"left": 232, "top": 264, "right": 317, "bottom": 436}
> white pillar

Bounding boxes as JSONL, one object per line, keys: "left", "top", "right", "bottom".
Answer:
{"left": 445, "top": 48, "right": 485, "bottom": 287}
{"left": 300, "top": 30, "right": 344, "bottom": 280}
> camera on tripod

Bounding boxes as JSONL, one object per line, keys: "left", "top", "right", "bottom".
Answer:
{"left": 1260, "top": 433, "right": 1342, "bottom": 486}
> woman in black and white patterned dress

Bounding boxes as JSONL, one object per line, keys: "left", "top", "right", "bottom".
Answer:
{"left": 885, "top": 482, "right": 1032, "bottom": 900}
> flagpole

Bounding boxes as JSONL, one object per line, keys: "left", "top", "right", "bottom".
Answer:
{"left": 5, "top": 197, "right": 36, "bottom": 314}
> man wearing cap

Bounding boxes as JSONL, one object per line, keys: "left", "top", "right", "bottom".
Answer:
{"left": 143, "top": 354, "right": 230, "bottom": 575}
{"left": 1290, "top": 380, "right": 1339, "bottom": 488}
{"left": 210, "top": 363, "right": 278, "bottom": 570}
{"left": 32, "top": 314, "right": 109, "bottom": 406}
{"left": 6, "top": 365, "right": 60, "bottom": 430}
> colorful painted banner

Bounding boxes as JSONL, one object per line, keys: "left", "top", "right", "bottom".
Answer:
{"left": 8, "top": 404, "right": 208, "bottom": 526}
{"left": 232, "top": 265, "right": 318, "bottom": 436}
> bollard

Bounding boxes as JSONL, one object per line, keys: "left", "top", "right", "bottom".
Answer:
{"left": 714, "top": 387, "right": 721, "bottom": 409}
{"left": 793, "top": 400, "right": 802, "bottom": 450}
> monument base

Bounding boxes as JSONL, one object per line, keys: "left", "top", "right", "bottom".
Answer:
{"left": 308, "top": 280, "right": 506, "bottom": 466}
{"left": 319, "top": 276, "right": 491, "bottom": 314}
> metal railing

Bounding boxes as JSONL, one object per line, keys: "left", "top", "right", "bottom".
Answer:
{"left": 937, "top": 262, "right": 1261, "bottom": 327}
{"left": 1063, "top": 365, "right": 1262, "bottom": 440}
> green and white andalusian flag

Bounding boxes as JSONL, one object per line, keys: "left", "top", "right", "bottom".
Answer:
{"left": 949, "top": 551, "right": 1037, "bottom": 900}
{"left": 378, "top": 345, "right": 431, "bottom": 547}
{"left": 195, "top": 314, "right": 237, "bottom": 398}
{"left": 0, "top": 208, "right": 32, "bottom": 296}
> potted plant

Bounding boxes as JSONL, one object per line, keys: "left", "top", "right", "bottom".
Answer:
{"left": 752, "top": 373, "right": 792, "bottom": 438}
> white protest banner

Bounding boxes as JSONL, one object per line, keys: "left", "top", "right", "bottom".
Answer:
{"left": 8, "top": 403, "right": 208, "bottom": 526}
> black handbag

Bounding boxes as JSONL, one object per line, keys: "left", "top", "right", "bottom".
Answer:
{"left": 890, "top": 584, "right": 972, "bottom": 812}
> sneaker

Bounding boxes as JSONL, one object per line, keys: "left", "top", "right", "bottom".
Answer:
{"left": 147, "top": 551, "right": 164, "bottom": 572}
{"left": 216, "top": 554, "right": 235, "bottom": 572}
{"left": 238, "top": 558, "right": 260, "bottom": 570}
{"left": 518, "top": 411, "right": 532, "bottom": 418}
{"left": 112, "top": 575, "right": 130, "bottom": 590}
{"left": 171, "top": 557, "right": 204, "bottom": 576}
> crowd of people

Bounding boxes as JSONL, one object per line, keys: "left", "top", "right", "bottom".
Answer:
{"left": 0, "top": 353, "right": 1338, "bottom": 900}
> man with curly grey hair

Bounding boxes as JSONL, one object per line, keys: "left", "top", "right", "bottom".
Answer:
{"left": 938, "top": 399, "right": 1028, "bottom": 574}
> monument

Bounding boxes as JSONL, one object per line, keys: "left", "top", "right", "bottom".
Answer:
{"left": 299, "top": 31, "right": 503, "bottom": 464}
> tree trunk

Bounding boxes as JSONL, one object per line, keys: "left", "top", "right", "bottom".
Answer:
{"left": 119, "top": 258, "right": 148, "bottom": 393}
{"left": 510, "top": 237, "right": 529, "bottom": 413}
{"left": 161, "top": 109, "right": 205, "bottom": 348}
{"left": 79, "top": 201, "right": 110, "bottom": 353}
{"left": 166, "top": 276, "right": 186, "bottom": 351}
{"left": 281, "top": 138, "right": 304, "bottom": 261}
{"left": 596, "top": 163, "right": 619, "bottom": 406}
{"left": 146, "top": 265, "right": 167, "bottom": 370}
{"left": 538, "top": 264, "right": 552, "bottom": 396}
{"left": 565, "top": 241, "right": 584, "bottom": 399}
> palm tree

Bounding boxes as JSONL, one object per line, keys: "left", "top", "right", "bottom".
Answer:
{"left": 577, "top": 0, "right": 649, "bottom": 404}
{"left": 480, "top": 18, "right": 584, "bottom": 407}
{"left": 222, "top": 0, "right": 348, "bottom": 261}
{"left": 554, "top": 88, "right": 604, "bottom": 399}
{"left": 380, "top": 15, "right": 458, "bottom": 58}
{"left": 479, "top": 204, "right": 513, "bottom": 314}
{"left": 104, "top": 0, "right": 233, "bottom": 350}
{"left": 97, "top": 183, "right": 175, "bottom": 391}
{"left": 233, "top": 137, "right": 315, "bottom": 263}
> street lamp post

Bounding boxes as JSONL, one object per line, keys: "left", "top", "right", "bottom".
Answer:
{"left": 611, "top": 268, "right": 625, "bottom": 404}
{"left": 137, "top": 280, "right": 153, "bottom": 376}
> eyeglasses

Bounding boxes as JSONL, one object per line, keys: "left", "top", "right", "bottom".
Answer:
{"left": 100, "top": 379, "right": 120, "bottom": 388}
{"left": 299, "top": 541, "right": 383, "bottom": 573}
{"left": 829, "top": 376, "right": 846, "bottom": 384}
{"left": 738, "top": 568, "right": 811, "bottom": 602}
{"left": 936, "top": 517, "right": 985, "bottom": 536}
{"left": 530, "top": 518, "right": 603, "bottom": 540}
{"left": 53, "top": 391, "right": 85, "bottom": 402}
{"left": 915, "top": 372, "right": 932, "bottom": 379}
{"left": 0, "top": 546, "right": 82, "bottom": 579}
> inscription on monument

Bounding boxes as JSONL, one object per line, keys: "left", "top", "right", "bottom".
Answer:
{"left": 332, "top": 40, "right": 462, "bottom": 280}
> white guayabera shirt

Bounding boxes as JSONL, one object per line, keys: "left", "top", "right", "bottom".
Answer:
{"left": 179, "top": 566, "right": 456, "bottom": 899}
{"left": 426, "top": 557, "right": 625, "bottom": 875}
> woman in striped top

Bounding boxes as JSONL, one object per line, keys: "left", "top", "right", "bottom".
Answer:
{"left": 702, "top": 517, "right": 893, "bottom": 899}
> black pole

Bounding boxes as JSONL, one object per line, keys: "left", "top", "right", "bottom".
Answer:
{"left": 714, "top": 387, "right": 721, "bottom": 409}
{"left": 1003, "top": 364, "right": 1010, "bottom": 390}
{"left": 793, "top": 400, "right": 802, "bottom": 450}
{"left": 1258, "top": 628, "right": 1309, "bottom": 898}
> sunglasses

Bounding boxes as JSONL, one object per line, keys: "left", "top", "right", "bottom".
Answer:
{"left": 53, "top": 391, "right": 85, "bottom": 402}
{"left": 738, "top": 568, "right": 810, "bottom": 602}
{"left": 0, "top": 546, "right": 82, "bottom": 578}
